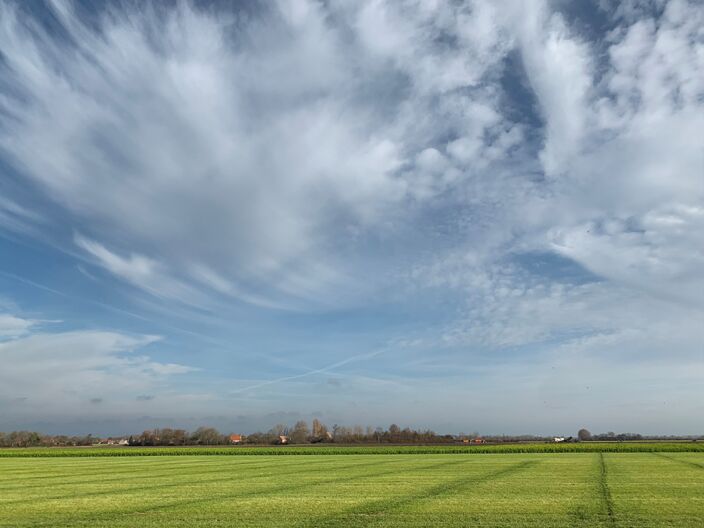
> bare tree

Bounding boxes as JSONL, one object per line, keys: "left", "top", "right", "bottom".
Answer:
{"left": 190, "top": 427, "right": 225, "bottom": 445}
{"left": 290, "top": 420, "right": 310, "bottom": 444}
{"left": 266, "top": 424, "right": 288, "bottom": 444}
{"left": 311, "top": 419, "right": 328, "bottom": 441}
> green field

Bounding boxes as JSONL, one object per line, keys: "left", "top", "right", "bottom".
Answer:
{"left": 1, "top": 452, "right": 703, "bottom": 527}
{"left": 2, "top": 441, "right": 703, "bottom": 457}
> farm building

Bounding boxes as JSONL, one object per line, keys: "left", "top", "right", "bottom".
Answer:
{"left": 95, "top": 437, "right": 129, "bottom": 445}
{"left": 229, "top": 434, "right": 243, "bottom": 444}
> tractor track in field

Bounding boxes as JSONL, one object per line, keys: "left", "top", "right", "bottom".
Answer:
{"left": 0, "top": 456, "right": 353, "bottom": 495}
{"left": 651, "top": 452, "right": 704, "bottom": 470}
{"left": 0, "top": 457, "right": 278, "bottom": 491}
{"left": 294, "top": 459, "right": 540, "bottom": 527}
{"left": 598, "top": 453, "right": 616, "bottom": 527}
{"left": 0, "top": 457, "right": 370, "bottom": 507}
{"left": 21, "top": 457, "right": 462, "bottom": 526}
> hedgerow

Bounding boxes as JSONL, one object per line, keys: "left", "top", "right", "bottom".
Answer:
{"left": 1, "top": 442, "right": 703, "bottom": 457}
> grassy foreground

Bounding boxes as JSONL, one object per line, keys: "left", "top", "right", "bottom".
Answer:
{"left": 1, "top": 452, "right": 703, "bottom": 527}
{"left": 1, "top": 441, "right": 703, "bottom": 457}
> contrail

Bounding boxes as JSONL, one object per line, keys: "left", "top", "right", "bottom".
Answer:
{"left": 2, "top": 268, "right": 396, "bottom": 393}
{"left": 0, "top": 269, "right": 233, "bottom": 349}
{"left": 0, "top": 269, "right": 154, "bottom": 324}
{"left": 230, "top": 347, "right": 389, "bottom": 394}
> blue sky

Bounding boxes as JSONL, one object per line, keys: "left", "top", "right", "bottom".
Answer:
{"left": 0, "top": 0, "right": 703, "bottom": 436}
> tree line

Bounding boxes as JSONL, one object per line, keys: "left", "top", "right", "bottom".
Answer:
{"left": 0, "top": 422, "right": 460, "bottom": 447}
{"left": 2, "top": 425, "right": 700, "bottom": 447}
{"left": 0, "top": 431, "right": 96, "bottom": 448}
{"left": 577, "top": 428, "right": 647, "bottom": 442}
{"left": 127, "top": 427, "right": 227, "bottom": 446}
{"left": 243, "top": 420, "right": 459, "bottom": 445}
{"left": 128, "top": 421, "right": 459, "bottom": 446}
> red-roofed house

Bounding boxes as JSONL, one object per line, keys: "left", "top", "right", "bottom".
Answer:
{"left": 229, "top": 434, "right": 243, "bottom": 444}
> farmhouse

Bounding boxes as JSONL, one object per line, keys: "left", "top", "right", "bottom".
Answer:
{"left": 229, "top": 434, "right": 243, "bottom": 444}
{"left": 95, "top": 437, "right": 129, "bottom": 446}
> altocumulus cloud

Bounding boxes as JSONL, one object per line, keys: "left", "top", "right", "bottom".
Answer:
{"left": 0, "top": 0, "right": 702, "bottom": 434}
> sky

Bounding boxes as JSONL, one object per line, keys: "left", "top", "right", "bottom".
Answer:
{"left": 0, "top": 0, "right": 702, "bottom": 437}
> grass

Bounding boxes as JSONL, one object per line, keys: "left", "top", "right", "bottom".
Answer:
{"left": 2, "top": 441, "right": 704, "bottom": 457}
{"left": 1, "top": 452, "right": 703, "bottom": 527}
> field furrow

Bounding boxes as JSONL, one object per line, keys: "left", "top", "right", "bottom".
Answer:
{"left": 1, "top": 452, "right": 703, "bottom": 527}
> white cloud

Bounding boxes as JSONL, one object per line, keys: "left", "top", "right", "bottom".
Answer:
{"left": 530, "top": 0, "right": 704, "bottom": 309}
{"left": 0, "top": 0, "right": 523, "bottom": 310}
{"left": 0, "top": 0, "right": 704, "bottom": 314}
{"left": 73, "top": 233, "right": 207, "bottom": 306}
{"left": 1, "top": 1, "right": 698, "bottom": 310}
{"left": 0, "top": 324, "right": 199, "bottom": 421}
{"left": 74, "top": 235, "right": 158, "bottom": 285}
{"left": 0, "top": 1, "right": 397, "bottom": 307}
{"left": 352, "top": 1, "right": 509, "bottom": 93}
{"left": 550, "top": 204, "right": 704, "bottom": 308}
{"left": 413, "top": 248, "right": 702, "bottom": 354}
{"left": 0, "top": 313, "right": 35, "bottom": 339}
{"left": 0, "top": 196, "right": 42, "bottom": 235}
{"left": 515, "top": 3, "right": 594, "bottom": 177}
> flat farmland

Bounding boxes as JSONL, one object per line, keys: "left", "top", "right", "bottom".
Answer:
{"left": 1, "top": 452, "right": 703, "bottom": 527}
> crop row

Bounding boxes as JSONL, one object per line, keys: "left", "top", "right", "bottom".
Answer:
{"left": 1, "top": 442, "right": 703, "bottom": 457}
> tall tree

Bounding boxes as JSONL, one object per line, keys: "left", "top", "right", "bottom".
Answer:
{"left": 312, "top": 419, "right": 328, "bottom": 441}
{"left": 578, "top": 428, "right": 592, "bottom": 441}
{"left": 290, "top": 420, "right": 310, "bottom": 444}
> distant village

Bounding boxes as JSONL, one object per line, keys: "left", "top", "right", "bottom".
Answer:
{"left": 2, "top": 422, "right": 696, "bottom": 448}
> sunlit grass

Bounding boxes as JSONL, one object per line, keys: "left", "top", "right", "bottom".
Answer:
{"left": 1, "top": 453, "right": 702, "bottom": 527}
{"left": 2, "top": 442, "right": 704, "bottom": 457}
